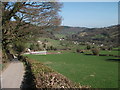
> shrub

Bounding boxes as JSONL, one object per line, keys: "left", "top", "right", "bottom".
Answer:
{"left": 86, "top": 45, "right": 91, "bottom": 50}
{"left": 76, "top": 49, "right": 84, "bottom": 53}
{"left": 54, "top": 47, "right": 57, "bottom": 51}
{"left": 76, "top": 49, "right": 80, "bottom": 53}
{"left": 50, "top": 45, "right": 54, "bottom": 50}
{"left": 108, "top": 47, "right": 112, "bottom": 50}
{"left": 13, "top": 42, "right": 26, "bottom": 55}
{"left": 46, "top": 46, "right": 50, "bottom": 51}
{"left": 100, "top": 46, "right": 107, "bottom": 50}
{"left": 30, "top": 43, "right": 41, "bottom": 51}
{"left": 29, "top": 44, "right": 34, "bottom": 50}
{"left": 13, "top": 42, "right": 26, "bottom": 60}
{"left": 2, "top": 50, "right": 8, "bottom": 62}
{"left": 91, "top": 48, "right": 99, "bottom": 55}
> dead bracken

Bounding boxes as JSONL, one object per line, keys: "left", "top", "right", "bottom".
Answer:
{"left": 27, "top": 58, "right": 90, "bottom": 88}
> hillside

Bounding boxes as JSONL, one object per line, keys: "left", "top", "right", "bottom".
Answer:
{"left": 49, "top": 25, "right": 119, "bottom": 39}
{"left": 54, "top": 26, "right": 87, "bottom": 35}
{"left": 58, "top": 25, "right": 119, "bottom": 47}
{"left": 28, "top": 25, "right": 119, "bottom": 47}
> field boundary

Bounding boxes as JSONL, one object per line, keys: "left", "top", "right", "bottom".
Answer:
{"left": 23, "top": 56, "right": 90, "bottom": 88}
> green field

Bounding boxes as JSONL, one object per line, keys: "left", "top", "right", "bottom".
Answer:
{"left": 25, "top": 52, "right": 119, "bottom": 88}
{"left": 84, "top": 50, "right": 119, "bottom": 56}
{"left": 100, "top": 50, "right": 119, "bottom": 55}
{"left": 54, "top": 34, "right": 66, "bottom": 39}
{"left": 38, "top": 37, "right": 65, "bottom": 49}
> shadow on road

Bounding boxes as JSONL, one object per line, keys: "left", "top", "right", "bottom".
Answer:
{"left": 20, "top": 58, "right": 36, "bottom": 89}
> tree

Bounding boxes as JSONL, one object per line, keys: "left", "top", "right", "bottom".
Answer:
{"left": 1, "top": 1, "right": 62, "bottom": 60}
{"left": 76, "top": 49, "right": 80, "bottom": 53}
{"left": 91, "top": 48, "right": 99, "bottom": 56}
{"left": 29, "top": 44, "right": 34, "bottom": 50}
{"left": 12, "top": 41, "right": 26, "bottom": 60}
{"left": 86, "top": 45, "right": 91, "bottom": 50}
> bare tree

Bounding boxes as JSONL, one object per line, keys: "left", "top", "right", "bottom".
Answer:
{"left": 1, "top": 1, "right": 62, "bottom": 60}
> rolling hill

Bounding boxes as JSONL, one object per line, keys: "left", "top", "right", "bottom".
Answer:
{"left": 50, "top": 25, "right": 119, "bottom": 47}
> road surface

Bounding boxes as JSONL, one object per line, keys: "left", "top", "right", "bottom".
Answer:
{"left": 1, "top": 60, "right": 25, "bottom": 88}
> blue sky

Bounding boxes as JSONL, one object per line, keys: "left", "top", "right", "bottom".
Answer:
{"left": 60, "top": 2, "right": 118, "bottom": 28}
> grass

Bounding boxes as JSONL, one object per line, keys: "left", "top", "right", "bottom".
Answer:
{"left": 100, "top": 50, "right": 119, "bottom": 56}
{"left": 25, "top": 52, "right": 119, "bottom": 88}
{"left": 54, "top": 34, "right": 66, "bottom": 39}
{"left": 71, "top": 45, "right": 86, "bottom": 50}
{"left": 38, "top": 37, "right": 87, "bottom": 50}
{"left": 38, "top": 37, "right": 65, "bottom": 49}
{"left": 92, "top": 34, "right": 106, "bottom": 39}
{"left": 26, "top": 37, "right": 88, "bottom": 51}
{"left": 84, "top": 50, "right": 119, "bottom": 56}
{"left": 25, "top": 58, "right": 83, "bottom": 88}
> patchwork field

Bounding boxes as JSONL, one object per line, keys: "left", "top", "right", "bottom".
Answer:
{"left": 25, "top": 52, "right": 119, "bottom": 88}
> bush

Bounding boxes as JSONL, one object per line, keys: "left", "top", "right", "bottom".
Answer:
{"left": 76, "top": 49, "right": 84, "bottom": 53}
{"left": 30, "top": 43, "right": 41, "bottom": 51}
{"left": 53, "top": 47, "right": 57, "bottom": 51}
{"left": 13, "top": 42, "right": 26, "bottom": 55}
{"left": 91, "top": 48, "right": 99, "bottom": 55}
{"left": 12, "top": 41, "right": 26, "bottom": 60}
{"left": 86, "top": 45, "right": 91, "bottom": 50}
{"left": 50, "top": 45, "right": 54, "bottom": 50}
{"left": 100, "top": 46, "right": 105, "bottom": 50}
{"left": 2, "top": 50, "right": 8, "bottom": 62}
{"left": 76, "top": 49, "right": 80, "bottom": 53}
{"left": 108, "top": 47, "right": 112, "bottom": 50}
{"left": 29, "top": 44, "right": 34, "bottom": 50}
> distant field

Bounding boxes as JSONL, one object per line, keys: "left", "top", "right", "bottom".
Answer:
{"left": 100, "top": 50, "right": 119, "bottom": 55}
{"left": 26, "top": 37, "right": 63, "bottom": 49}
{"left": 54, "top": 34, "right": 66, "bottom": 39}
{"left": 38, "top": 37, "right": 66, "bottom": 49}
{"left": 39, "top": 38, "right": 60, "bottom": 47}
{"left": 25, "top": 52, "right": 119, "bottom": 88}
{"left": 84, "top": 50, "right": 119, "bottom": 56}
{"left": 38, "top": 37, "right": 87, "bottom": 50}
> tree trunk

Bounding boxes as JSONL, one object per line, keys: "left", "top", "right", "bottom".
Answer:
{"left": 2, "top": 43, "right": 14, "bottom": 61}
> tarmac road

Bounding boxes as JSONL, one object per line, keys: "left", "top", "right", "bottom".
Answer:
{"left": 1, "top": 60, "right": 25, "bottom": 88}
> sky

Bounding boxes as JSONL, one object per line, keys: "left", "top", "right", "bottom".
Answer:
{"left": 60, "top": 2, "right": 118, "bottom": 28}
